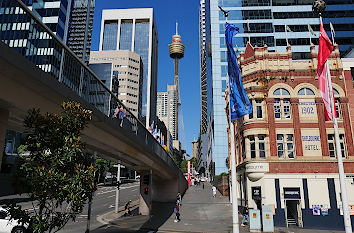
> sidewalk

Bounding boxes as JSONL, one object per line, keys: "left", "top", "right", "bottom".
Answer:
{"left": 98, "top": 182, "right": 346, "bottom": 233}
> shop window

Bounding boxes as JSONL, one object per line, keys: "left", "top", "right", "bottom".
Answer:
{"left": 274, "top": 98, "right": 291, "bottom": 119}
{"left": 328, "top": 134, "right": 346, "bottom": 158}
{"left": 277, "top": 134, "right": 294, "bottom": 158}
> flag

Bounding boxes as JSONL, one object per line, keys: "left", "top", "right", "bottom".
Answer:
{"left": 285, "top": 25, "right": 292, "bottom": 32}
{"left": 225, "top": 23, "right": 252, "bottom": 120}
{"left": 317, "top": 23, "right": 336, "bottom": 120}
{"left": 308, "top": 24, "right": 316, "bottom": 37}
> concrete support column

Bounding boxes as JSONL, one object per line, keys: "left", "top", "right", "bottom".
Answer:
{"left": 139, "top": 171, "right": 152, "bottom": 215}
{"left": 0, "top": 109, "right": 9, "bottom": 171}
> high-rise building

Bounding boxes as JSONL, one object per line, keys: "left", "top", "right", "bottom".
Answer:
{"left": 202, "top": 0, "right": 354, "bottom": 176}
{"left": 156, "top": 85, "right": 178, "bottom": 140}
{"left": 89, "top": 50, "right": 143, "bottom": 118}
{"left": 199, "top": 0, "right": 208, "bottom": 135}
{"left": 67, "top": 0, "right": 95, "bottom": 63}
{"left": 99, "top": 9, "right": 158, "bottom": 128}
{"left": 23, "top": 0, "right": 74, "bottom": 43}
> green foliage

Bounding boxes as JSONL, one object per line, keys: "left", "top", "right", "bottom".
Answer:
{"left": 6, "top": 102, "right": 96, "bottom": 233}
{"left": 95, "top": 157, "right": 115, "bottom": 182}
{"left": 216, "top": 172, "right": 228, "bottom": 179}
{"left": 180, "top": 157, "right": 198, "bottom": 174}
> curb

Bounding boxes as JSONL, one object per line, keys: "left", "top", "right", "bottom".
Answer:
{"left": 97, "top": 199, "right": 140, "bottom": 224}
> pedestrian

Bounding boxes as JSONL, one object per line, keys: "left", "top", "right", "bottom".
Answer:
{"left": 241, "top": 204, "right": 249, "bottom": 226}
{"left": 173, "top": 201, "right": 180, "bottom": 222}
{"left": 177, "top": 192, "right": 182, "bottom": 206}
{"left": 124, "top": 200, "right": 132, "bottom": 217}
{"left": 212, "top": 186, "right": 217, "bottom": 198}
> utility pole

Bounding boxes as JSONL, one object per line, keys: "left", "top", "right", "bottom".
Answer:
{"left": 85, "top": 152, "right": 96, "bottom": 233}
{"left": 115, "top": 164, "right": 121, "bottom": 213}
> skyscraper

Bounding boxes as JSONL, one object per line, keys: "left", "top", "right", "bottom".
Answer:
{"left": 202, "top": 0, "right": 354, "bottom": 176}
{"left": 89, "top": 50, "right": 143, "bottom": 118}
{"left": 199, "top": 0, "right": 208, "bottom": 135}
{"left": 99, "top": 9, "right": 158, "bottom": 128}
{"left": 157, "top": 85, "right": 178, "bottom": 140}
{"left": 67, "top": 0, "right": 95, "bottom": 63}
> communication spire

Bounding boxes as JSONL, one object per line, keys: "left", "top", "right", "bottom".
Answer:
{"left": 168, "top": 22, "right": 185, "bottom": 140}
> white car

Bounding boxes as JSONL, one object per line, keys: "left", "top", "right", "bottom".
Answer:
{"left": 0, "top": 207, "right": 27, "bottom": 233}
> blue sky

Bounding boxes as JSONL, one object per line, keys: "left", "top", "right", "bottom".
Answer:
{"left": 90, "top": 0, "right": 201, "bottom": 156}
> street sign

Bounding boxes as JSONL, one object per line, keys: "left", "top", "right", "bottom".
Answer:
{"left": 252, "top": 186, "right": 262, "bottom": 200}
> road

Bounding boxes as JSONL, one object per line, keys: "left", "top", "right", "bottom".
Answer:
{"left": 58, "top": 182, "right": 140, "bottom": 233}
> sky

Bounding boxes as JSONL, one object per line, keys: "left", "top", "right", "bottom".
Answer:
{"left": 90, "top": 0, "right": 201, "bottom": 156}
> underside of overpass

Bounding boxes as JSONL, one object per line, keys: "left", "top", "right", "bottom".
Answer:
{"left": 0, "top": 41, "right": 187, "bottom": 213}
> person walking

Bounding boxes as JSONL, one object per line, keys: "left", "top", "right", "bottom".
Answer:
{"left": 174, "top": 201, "right": 180, "bottom": 222}
{"left": 177, "top": 192, "right": 182, "bottom": 206}
{"left": 241, "top": 204, "right": 249, "bottom": 226}
{"left": 212, "top": 186, "right": 217, "bottom": 198}
{"left": 124, "top": 200, "right": 132, "bottom": 217}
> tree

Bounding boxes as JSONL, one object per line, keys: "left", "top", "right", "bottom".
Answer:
{"left": 6, "top": 102, "right": 96, "bottom": 233}
{"left": 180, "top": 157, "right": 198, "bottom": 174}
{"left": 95, "top": 156, "right": 115, "bottom": 183}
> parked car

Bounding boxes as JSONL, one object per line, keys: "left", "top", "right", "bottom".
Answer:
{"left": 135, "top": 175, "right": 140, "bottom": 180}
{"left": 200, "top": 177, "right": 207, "bottom": 182}
{"left": 0, "top": 207, "right": 27, "bottom": 233}
{"left": 103, "top": 172, "right": 117, "bottom": 185}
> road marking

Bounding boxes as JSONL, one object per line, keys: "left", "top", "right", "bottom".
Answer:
{"left": 109, "top": 205, "right": 114, "bottom": 208}
{"left": 107, "top": 195, "right": 115, "bottom": 198}
{"left": 96, "top": 184, "right": 139, "bottom": 195}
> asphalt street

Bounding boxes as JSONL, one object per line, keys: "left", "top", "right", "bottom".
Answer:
{"left": 58, "top": 182, "right": 140, "bottom": 233}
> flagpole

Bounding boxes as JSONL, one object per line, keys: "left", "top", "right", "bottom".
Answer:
{"left": 285, "top": 24, "right": 289, "bottom": 46}
{"left": 320, "top": 13, "right": 353, "bottom": 233}
{"left": 228, "top": 81, "right": 240, "bottom": 233}
{"left": 225, "top": 13, "right": 240, "bottom": 233}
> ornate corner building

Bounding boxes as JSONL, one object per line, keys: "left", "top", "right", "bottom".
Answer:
{"left": 226, "top": 43, "right": 354, "bottom": 230}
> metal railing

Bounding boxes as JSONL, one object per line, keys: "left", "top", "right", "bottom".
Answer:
{"left": 0, "top": 0, "right": 178, "bottom": 174}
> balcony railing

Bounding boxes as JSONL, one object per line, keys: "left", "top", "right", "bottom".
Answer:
{"left": 0, "top": 0, "right": 177, "bottom": 173}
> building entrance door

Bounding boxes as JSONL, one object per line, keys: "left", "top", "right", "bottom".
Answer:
{"left": 285, "top": 200, "right": 303, "bottom": 228}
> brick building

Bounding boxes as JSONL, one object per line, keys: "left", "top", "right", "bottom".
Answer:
{"left": 225, "top": 43, "right": 354, "bottom": 230}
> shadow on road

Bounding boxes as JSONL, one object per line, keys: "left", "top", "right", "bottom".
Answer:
{"left": 91, "top": 202, "right": 175, "bottom": 233}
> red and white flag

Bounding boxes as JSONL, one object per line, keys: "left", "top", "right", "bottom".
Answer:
{"left": 317, "top": 23, "right": 336, "bottom": 121}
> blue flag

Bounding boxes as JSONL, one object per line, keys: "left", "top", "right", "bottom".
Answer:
{"left": 225, "top": 23, "right": 252, "bottom": 120}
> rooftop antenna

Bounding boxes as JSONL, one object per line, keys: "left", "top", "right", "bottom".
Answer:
{"left": 176, "top": 21, "right": 178, "bottom": 35}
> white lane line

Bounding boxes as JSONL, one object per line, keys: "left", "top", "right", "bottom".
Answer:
{"left": 107, "top": 195, "right": 115, "bottom": 198}
{"left": 96, "top": 184, "right": 139, "bottom": 195}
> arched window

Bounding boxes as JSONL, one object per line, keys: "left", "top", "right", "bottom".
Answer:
{"left": 273, "top": 88, "right": 291, "bottom": 119}
{"left": 298, "top": 88, "right": 315, "bottom": 96}
{"left": 333, "top": 88, "right": 339, "bottom": 95}
{"left": 273, "top": 88, "right": 290, "bottom": 96}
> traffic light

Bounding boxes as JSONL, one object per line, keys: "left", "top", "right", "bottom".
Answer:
{"left": 143, "top": 175, "right": 150, "bottom": 185}
{"left": 144, "top": 187, "right": 149, "bottom": 195}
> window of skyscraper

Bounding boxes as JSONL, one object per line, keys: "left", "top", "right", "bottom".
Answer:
{"left": 134, "top": 19, "right": 150, "bottom": 116}
{"left": 119, "top": 19, "right": 133, "bottom": 51}
{"left": 102, "top": 21, "right": 118, "bottom": 50}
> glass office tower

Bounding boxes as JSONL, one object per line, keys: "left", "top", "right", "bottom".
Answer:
{"left": 204, "top": 0, "right": 354, "bottom": 176}
{"left": 67, "top": 0, "right": 95, "bottom": 63}
{"left": 99, "top": 9, "right": 158, "bottom": 128}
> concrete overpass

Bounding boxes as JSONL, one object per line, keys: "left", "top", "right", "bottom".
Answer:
{"left": 0, "top": 0, "right": 187, "bottom": 215}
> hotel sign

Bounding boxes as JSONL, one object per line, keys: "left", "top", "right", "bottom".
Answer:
{"left": 301, "top": 129, "right": 322, "bottom": 156}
